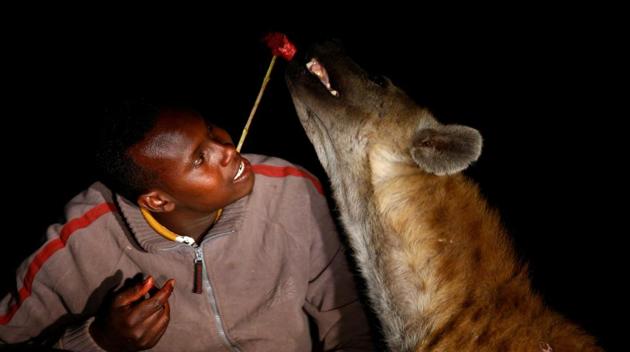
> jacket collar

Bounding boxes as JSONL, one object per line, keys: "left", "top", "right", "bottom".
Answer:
{"left": 115, "top": 193, "right": 248, "bottom": 253}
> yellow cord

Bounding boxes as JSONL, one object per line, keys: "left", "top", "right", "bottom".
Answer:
{"left": 140, "top": 207, "right": 221, "bottom": 244}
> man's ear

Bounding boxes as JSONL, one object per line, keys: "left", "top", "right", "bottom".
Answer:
{"left": 137, "top": 191, "right": 175, "bottom": 213}
{"left": 410, "top": 124, "right": 482, "bottom": 175}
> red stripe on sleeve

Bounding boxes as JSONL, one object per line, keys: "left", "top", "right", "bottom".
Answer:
{"left": 252, "top": 164, "right": 324, "bottom": 195}
{"left": 0, "top": 202, "right": 116, "bottom": 325}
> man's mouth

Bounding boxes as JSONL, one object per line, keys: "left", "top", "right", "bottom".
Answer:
{"left": 306, "top": 58, "right": 339, "bottom": 97}
{"left": 233, "top": 160, "right": 245, "bottom": 181}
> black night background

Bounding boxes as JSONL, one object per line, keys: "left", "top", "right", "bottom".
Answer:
{"left": 1, "top": 8, "right": 624, "bottom": 350}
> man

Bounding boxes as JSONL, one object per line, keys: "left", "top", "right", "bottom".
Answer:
{"left": 0, "top": 100, "right": 375, "bottom": 351}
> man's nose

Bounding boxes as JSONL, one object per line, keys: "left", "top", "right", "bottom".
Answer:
{"left": 214, "top": 140, "right": 237, "bottom": 167}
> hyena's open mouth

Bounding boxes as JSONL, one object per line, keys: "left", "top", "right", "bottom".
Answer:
{"left": 305, "top": 58, "right": 339, "bottom": 97}
{"left": 286, "top": 50, "right": 342, "bottom": 103}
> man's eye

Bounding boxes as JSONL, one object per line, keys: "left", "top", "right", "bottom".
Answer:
{"left": 193, "top": 154, "right": 205, "bottom": 168}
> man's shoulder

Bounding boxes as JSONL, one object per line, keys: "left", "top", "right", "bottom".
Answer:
{"left": 38, "top": 182, "right": 121, "bottom": 271}
{"left": 244, "top": 153, "right": 296, "bottom": 168}
{"left": 244, "top": 154, "right": 324, "bottom": 196}
{"left": 63, "top": 181, "right": 116, "bottom": 220}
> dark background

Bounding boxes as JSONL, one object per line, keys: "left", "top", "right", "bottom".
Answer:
{"left": 1, "top": 9, "right": 624, "bottom": 350}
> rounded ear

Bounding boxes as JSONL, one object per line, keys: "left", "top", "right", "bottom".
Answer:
{"left": 410, "top": 124, "right": 482, "bottom": 175}
{"left": 137, "top": 191, "right": 175, "bottom": 212}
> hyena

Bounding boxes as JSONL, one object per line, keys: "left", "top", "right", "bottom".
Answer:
{"left": 285, "top": 41, "right": 602, "bottom": 351}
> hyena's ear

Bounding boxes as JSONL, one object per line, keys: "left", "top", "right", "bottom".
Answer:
{"left": 410, "top": 125, "right": 482, "bottom": 175}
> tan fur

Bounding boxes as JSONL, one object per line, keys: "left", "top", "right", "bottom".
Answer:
{"left": 372, "top": 142, "right": 600, "bottom": 351}
{"left": 286, "top": 42, "right": 603, "bottom": 351}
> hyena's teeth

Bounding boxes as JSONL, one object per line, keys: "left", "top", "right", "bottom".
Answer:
{"left": 307, "top": 58, "right": 339, "bottom": 97}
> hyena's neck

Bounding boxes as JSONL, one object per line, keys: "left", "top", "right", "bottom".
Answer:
{"left": 370, "top": 165, "right": 603, "bottom": 351}
{"left": 328, "top": 160, "right": 411, "bottom": 350}
{"left": 364, "top": 147, "right": 524, "bottom": 350}
{"left": 373, "top": 171, "right": 513, "bottom": 349}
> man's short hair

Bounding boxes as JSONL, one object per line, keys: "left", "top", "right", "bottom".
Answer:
{"left": 95, "top": 99, "right": 161, "bottom": 201}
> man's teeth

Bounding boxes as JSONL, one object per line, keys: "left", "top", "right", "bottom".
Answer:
{"left": 234, "top": 161, "right": 245, "bottom": 180}
{"left": 306, "top": 58, "right": 339, "bottom": 96}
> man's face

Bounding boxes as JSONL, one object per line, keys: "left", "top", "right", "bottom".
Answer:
{"left": 130, "top": 108, "right": 255, "bottom": 214}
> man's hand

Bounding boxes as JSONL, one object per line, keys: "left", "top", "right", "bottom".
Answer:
{"left": 89, "top": 276, "right": 175, "bottom": 351}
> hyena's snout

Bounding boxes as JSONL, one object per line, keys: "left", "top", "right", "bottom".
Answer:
{"left": 286, "top": 41, "right": 347, "bottom": 100}
{"left": 286, "top": 40, "right": 394, "bottom": 128}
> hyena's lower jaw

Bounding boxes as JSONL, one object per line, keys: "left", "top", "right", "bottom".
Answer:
{"left": 287, "top": 95, "right": 310, "bottom": 124}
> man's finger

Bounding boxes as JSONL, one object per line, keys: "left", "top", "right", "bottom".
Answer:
{"left": 148, "top": 303, "right": 171, "bottom": 345}
{"left": 135, "top": 279, "right": 175, "bottom": 318}
{"left": 138, "top": 301, "right": 171, "bottom": 349}
{"left": 113, "top": 276, "right": 154, "bottom": 307}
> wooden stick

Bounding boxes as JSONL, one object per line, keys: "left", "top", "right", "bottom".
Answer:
{"left": 236, "top": 55, "right": 278, "bottom": 152}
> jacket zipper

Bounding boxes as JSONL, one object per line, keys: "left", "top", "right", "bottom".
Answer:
{"left": 191, "top": 242, "right": 241, "bottom": 352}
{"left": 193, "top": 248, "right": 204, "bottom": 294}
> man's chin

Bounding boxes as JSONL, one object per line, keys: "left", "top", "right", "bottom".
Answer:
{"left": 236, "top": 174, "right": 255, "bottom": 199}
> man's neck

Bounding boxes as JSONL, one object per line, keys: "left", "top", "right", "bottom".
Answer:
{"left": 153, "top": 210, "right": 219, "bottom": 243}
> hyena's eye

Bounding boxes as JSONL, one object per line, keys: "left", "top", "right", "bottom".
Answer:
{"left": 368, "top": 74, "right": 387, "bottom": 88}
